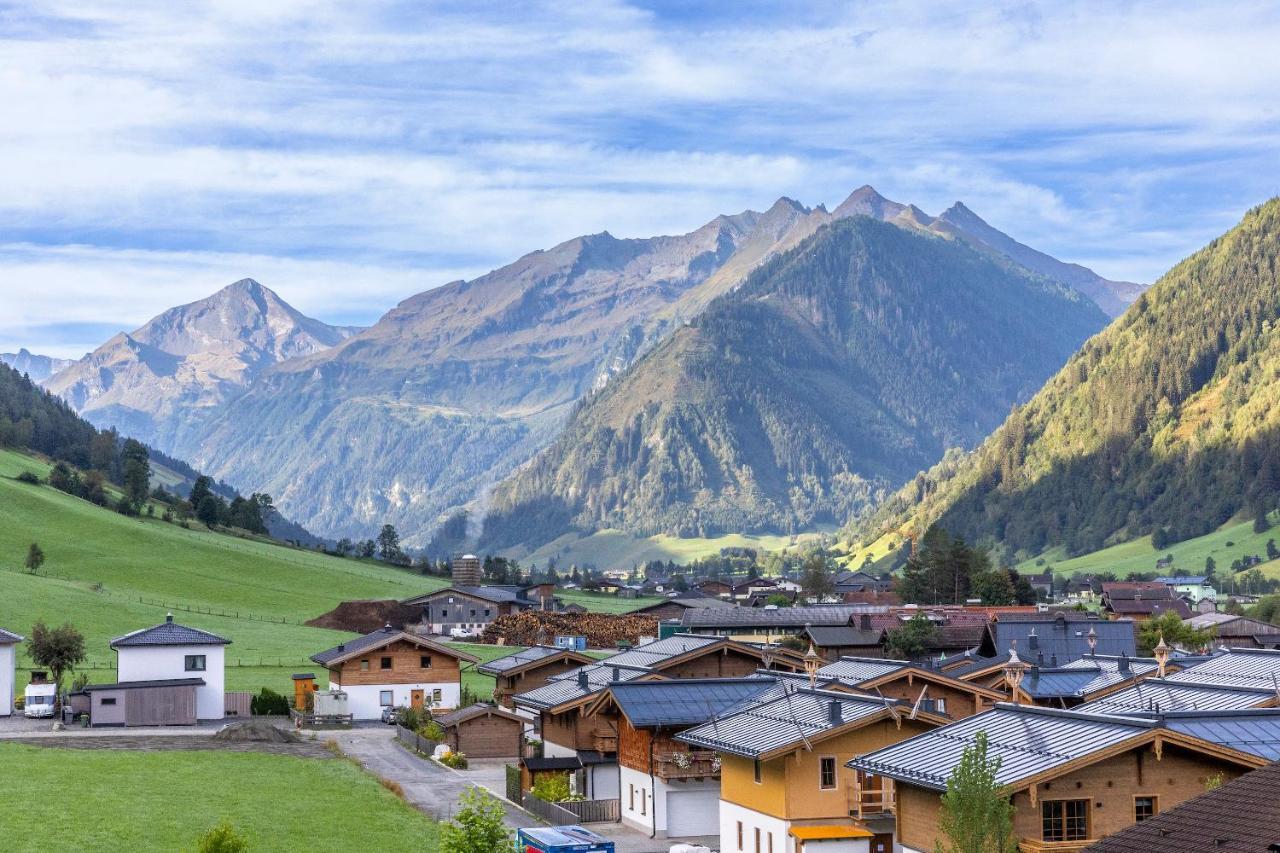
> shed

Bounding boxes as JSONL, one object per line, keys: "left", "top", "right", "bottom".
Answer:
{"left": 82, "top": 678, "right": 204, "bottom": 727}
{"left": 434, "top": 702, "right": 525, "bottom": 758}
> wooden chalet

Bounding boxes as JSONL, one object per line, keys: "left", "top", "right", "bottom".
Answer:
{"left": 476, "top": 645, "right": 595, "bottom": 709}
{"left": 434, "top": 702, "right": 526, "bottom": 758}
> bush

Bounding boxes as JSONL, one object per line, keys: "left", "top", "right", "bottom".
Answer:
{"left": 250, "top": 687, "right": 290, "bottom": 716}
{"left": 16, "top": 470, "right": 39, "bottom": 484}
{"left": 531, "top": 772, "right": 572, "bottom": 803}
{"left": 439, "top": 750, "right": 468, "bottom": 769}
{"left": 419, "top": 720, "right": 445, "bottom": 742}
{"left": 196, "top": 821, "right": 249, "bottom": 853}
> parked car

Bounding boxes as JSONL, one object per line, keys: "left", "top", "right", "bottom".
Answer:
{"left": 381, "top": 705, "right": 405, "bottom": 725}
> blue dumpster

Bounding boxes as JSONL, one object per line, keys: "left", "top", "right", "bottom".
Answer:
{"left": 516, "top": 825, "right": 615, "bottom": 853}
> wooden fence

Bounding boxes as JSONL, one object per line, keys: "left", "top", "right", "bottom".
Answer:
{"left": 224, "top": 692, "right": 252, "bottom": 717}
{"left": 521, "top": 792, "right": 581, "bottom": 825}
{"left": 557, "top": 798, "right": 621, "bottom": 823}
{"left": 396, "top": 724, "right": 442, "bottom": 756}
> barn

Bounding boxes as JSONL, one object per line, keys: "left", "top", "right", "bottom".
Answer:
{"left": 435, "top": 703, "right": 525, "bottom": 758}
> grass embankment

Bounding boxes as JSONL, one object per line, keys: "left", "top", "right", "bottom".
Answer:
{"left": 0, "top": 744, "right": 438, "bottom": 851}
{"left": 1017, "top": 511, "right": 1280, "bottom": 590}
{"left": 0, "top": 448, "right": 444, "bottom": 693}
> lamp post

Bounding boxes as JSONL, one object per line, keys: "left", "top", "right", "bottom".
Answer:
{"left": 1154, "top": 634, "right": 1170, "bottom": 679}
{"left": 1004, "top": 646, "right": 1029, "bottom": 705}
{"left": 804, "top": 642, "right": 821, "bottom": 688}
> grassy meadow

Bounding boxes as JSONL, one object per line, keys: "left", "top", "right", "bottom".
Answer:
{"left": 519, "top": 525, "right": 832, "bottom": 570}
{"left": 0, "top": 744, "right": 438, "bottom": 851}
{"left": 1016, "top": 511, "right": 1280, "bottom": 589}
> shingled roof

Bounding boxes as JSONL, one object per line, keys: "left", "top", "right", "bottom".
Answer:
{"left": 0, "top": 628, "right": 24, "bottom": 644}
{"left": 110, "top": 615, "right": 230, "bottom": 648}
{"left": 1083, "top": 762, "right": 1280, "bottom": 853}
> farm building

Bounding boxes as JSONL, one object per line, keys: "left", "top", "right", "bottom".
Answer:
{"left": 434, "top": 703, "right": 526, "bottom": 758}
{"left": 0, "top": 628, "right": 22, "bottom": 717}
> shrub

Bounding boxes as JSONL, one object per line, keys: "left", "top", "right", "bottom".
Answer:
{"left": 420, "top": 720, "right": 445, "bottom": 742}
{"left": 439, "top": 750, "right": 468, "bottom": 769}
{"left": 531, "top": 772, "right": 572, "bottom": 803}
{"left": 250, "top": 687, "right": 290, "bottom": 716}
{"left": 16, "top": 470, "right": 39, "bottom": 484}
{"left": 196, "top": 821, "right": 249, "bottom": 853}
{"left": 440, "top": 787, "right": 511, "bottom": 853}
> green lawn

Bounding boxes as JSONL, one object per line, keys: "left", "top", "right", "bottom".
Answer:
{"left": 1017, "top": 511, "right": 1280, "bottom": 589}
{"left": 519, "top": 526, "right": 832, "bottom": 568}
{"left": 0, "top": 744, "right": 438, "bottom": 852}
{"left": 0, "top": 448, "right": 439, "bottom": 693}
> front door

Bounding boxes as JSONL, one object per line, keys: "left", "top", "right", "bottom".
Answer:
{"left": 410, "top": 689, "right": 425, "bottom": 710}
{"left": 871, "top": 834, "right": 893, "bottom": 853}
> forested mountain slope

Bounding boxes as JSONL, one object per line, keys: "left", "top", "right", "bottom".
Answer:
{"left": 859, "top": 198, "right": 1280, "bottom": 560}
{"left": 481, "top": 216, "right": 1108, "bottom": 550}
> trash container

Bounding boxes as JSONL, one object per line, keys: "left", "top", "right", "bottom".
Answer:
{"left": 516, "top": 825, "right": 615, "bottom": 853}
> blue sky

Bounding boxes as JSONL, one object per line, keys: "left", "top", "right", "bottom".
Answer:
{"left": 2, "top": 0, "right": 1279, "bottom": 357}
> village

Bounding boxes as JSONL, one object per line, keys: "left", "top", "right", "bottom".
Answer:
{"left": 5, "top": 554, "right": 1280, "bottom": 853}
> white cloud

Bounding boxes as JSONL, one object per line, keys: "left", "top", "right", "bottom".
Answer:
{"left": 2, "top": 0, "right": 1279, "bottom": 355}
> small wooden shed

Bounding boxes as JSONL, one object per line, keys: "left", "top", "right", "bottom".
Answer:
{"left": 82, "top": 678, "right": 203, "bottom": 727}
{"left": 435, "top": 703, "right": 525, "bottom": 758}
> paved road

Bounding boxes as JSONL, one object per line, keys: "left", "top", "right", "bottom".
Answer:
{"left": 328, "top": 728, "right": 531, "bottom": 827}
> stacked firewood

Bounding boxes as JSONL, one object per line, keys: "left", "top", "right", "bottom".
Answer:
{"left": 480, "top": 611, "right": 659, "bottom": 648}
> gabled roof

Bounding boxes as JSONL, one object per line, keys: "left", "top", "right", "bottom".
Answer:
{"left": 434, "top": 703, "right": 525, "bottom": 727}
{"left": 677, "top": 685, "right": 933, "bottom": 760}
{"left": 309, "top": 626, "right": 479, "bottom": 667}
{"left": 1157, "top": 708, "right": 1280, "bottom": 761}
{"left": 1165, "top": 647, "right": 1280, "bottom": 690}
{"left": 849, "top": 704, "right": 1247, "bottom": 792}
{"left": 1083, "top": 762, "right": 1280, "bottom": 853}
{"left": 601, "top": 634, "right": 721, "bottom": 668}
{"left": 1076, "top": 678, "right": 1277, "bottom": 715}
{"left": 815, "top": 656, "right": 1007, "bottom": 702}
{"left": 1102, "top": 581, "right": 1176, "bottom": 600}
{"left": 1154, "top": 576, "right": 1209, "bottom": 585}
{"left": 401, "top": 585, "right": 533, "bottom": 606}
{"left": 513, "top": 661, "right": 651, "bottom": 711}
{"left": 1019, "top": 655, "right": 1158, "bottom": 700}
{"left": 1107, "top": 598, "right": 1193, "bottom": 618}
{"left": 817, "top": 657, "right": 909, "bottom": 684}
{"left": 0, "top": 628, "right": 23, "bottom": 644}
{"left": 111, "top": 617, "right": 230, "bottom": 648}
{"left": 979, "top": 613, "right": 1134, "bottom": 662}
{"left": 804, "top": 626, "right": 885, "bottom": 648}
{"left": 631, "top": 597, "right": 738, "bottom": 614}
{"left": 588, "top": 677, "right": 779, "bottom": 728}
{"left": 475, "top": 645, "right": 594, "bottom": 676}
{"left": 680, "top": 605, "right": 880, "bottom": 629}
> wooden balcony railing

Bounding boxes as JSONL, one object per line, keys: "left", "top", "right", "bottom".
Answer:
{"left": 1017, "top": 839, "right": 1095, "bottom": 853}
{"left": 591, "top": 733, "right": 618, "bottom": 753}
{"left": 850, "top": 784, "right": 895, "bottom": 818}
{"left": 653, "top": 751, "right": 721, "bottom": 780}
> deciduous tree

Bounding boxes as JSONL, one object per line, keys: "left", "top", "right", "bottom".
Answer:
{"left": 936, "top": 731, "right": 1016, "bottom": 853}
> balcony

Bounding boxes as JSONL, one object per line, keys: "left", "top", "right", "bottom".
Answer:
{"left": 1017, "top": 840, "right": 1095, "bottom": 853}
{"left": 850, "top": 772, "right": 895, "bottom": 819}
{"left": 654, "top": 750, "right": 721, "bottom": 781}
{"left": 591, "top": 733, "right": 618, "bottom": 753}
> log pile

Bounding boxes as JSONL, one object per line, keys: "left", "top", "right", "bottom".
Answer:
{"left": 481, "top": 611, "right": 659, "bottom": 649}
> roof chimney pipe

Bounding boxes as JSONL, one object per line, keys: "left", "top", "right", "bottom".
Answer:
{"left": 1119, "top": 653, "right": 1131, "bottom": 673}
{"left": 166, "top": 613, "right": 174, "bottom": 623}
{"left": 578, "top": 669, "right": 589, "bottom": 690}
{"left": 1028, "top": 628, "right": 1038, "bottom": 651}
{"left": 828, "top": 699, "right": 843, "bottom": 726}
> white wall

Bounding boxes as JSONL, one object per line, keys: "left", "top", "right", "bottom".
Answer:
{"left": 329, "top": 679, "right": 460, "bottom": 720}
{"left": 0, "top": 645, "right": 15, "bottom": 716}
{"left": 620, "top": 766, "right": 719, "bottom": 836}
{"left": 117, "top": 645, "right": 224, "bottom": 720}
{"left": 587, "top": 761, "right": 620, "bottom": 799}
{"left": 720, "top": 800, "right": 792, "bottom": 853}
{"left": 620, "top": 765, "right": 654, "bottom": 833}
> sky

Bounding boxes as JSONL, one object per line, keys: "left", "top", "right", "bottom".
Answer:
{"left": 2, "top": 0, "right": 1279, "bottom": 358}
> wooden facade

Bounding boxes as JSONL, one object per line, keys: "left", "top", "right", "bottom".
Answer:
{"left": 851, "top": 668, "right": 1004, "bottom": 720}
{"left": 326, "top": 638, "right": 463, "bottom": 687}
{"left": 443, "top": 708, "right": 524, "bottom": 758}
{"left": 894, "top": 738, "right": 1266, "bottom": 852}
{"left": 491, "top": 653, "right": 591, "bottom": 708}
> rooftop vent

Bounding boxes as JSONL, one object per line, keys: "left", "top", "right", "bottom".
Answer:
{"left": 828, "top": 699, "right": 843, "bottom": 726}
{"left": 1028, "top": 629, "right": 1039, "bottom": 650}
{"left": 166, "top": 612, "right": 174, "bottom": 623}
{"left": 578, "top": 669, "right": 589, "bottom": 690}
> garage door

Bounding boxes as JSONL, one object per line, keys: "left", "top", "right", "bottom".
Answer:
{"left": 666, "top": 788, "right": 720, "bottom": 837}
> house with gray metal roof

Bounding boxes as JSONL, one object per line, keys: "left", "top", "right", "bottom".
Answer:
{"left": 679, "top": 605, "right": 886, "bottom": 639}
{"left": 585, "top": 677, "right": 780, "bottom": 837}
{"left": 401, "top": 585, "right": 552, "bottom": 635}
{"left": 0, "top": 627, "right": 23, "bottom": 717}
{"left": 1076, "top": 677, "right": 1279, "bottom": 715}
{"left": 475, "top": 645, "right": 595, "bottom": 709}
{"left": 810, "top": 656, "right": 1007, "bottom": 720}
{"left": 976, "top": 611, "right": 1135, "bottom": 663}
{"left": 309, "top": 624, "right": 479, "bottom": 720}
{"left": 677, "top": 685, "right": 947, "bottom": 851}
{"left": 1164, "top": 647, "right": 1280, "bottom": 690}
{"left": 849, "top": 703, "right": 1270, "bottom": 853}
{"left": 1010, "top": 654, "right": 1159, "bottom": 707}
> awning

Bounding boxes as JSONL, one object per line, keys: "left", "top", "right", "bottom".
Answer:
{"left": 522, "top": 756, "right": 583, "bottom": 771}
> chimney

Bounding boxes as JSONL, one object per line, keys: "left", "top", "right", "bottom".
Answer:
{"left": 1119, "top": 653, "right": 1131, "bottom": 673}
{"left": 1028, "top": 629, "right": 1038, "bottom": 651}
{"left": 612, "top": 667, "right": 621, "bottom": 682}
{"left": 337, "top": 644, "right": 345, "bottom": 652}
{"left": 828, "top": 699, "right": 843, "bottom": 726}
{"left": 578, "top": 669, "right": 589, "bottom": 690}
{"left": 166, "top": 612, "right": 174, "bottom": 623}
{"left": 860, "top": 613, "right": 872, "bottom": 632}
{"left": 1050, "top": 654, "right": 1058, "bottom": 667}
{"left": 1029, "top": 664, "right": 1040, "bottom": 682}
{"left": 384, "top": 622, "right": 394, "bottom": 632}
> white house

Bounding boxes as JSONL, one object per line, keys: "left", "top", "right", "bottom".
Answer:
{"left": 1154, "top": 575, "right": 1218, "bottom": 604}
{"left": 110, "top": 615, "right": 230, "bottom": 720}
{"left": 0, "top": 628, "right": 22, "bottom": 717}
{"left": 309, "top": 625, "right": 479, "bottom": 720}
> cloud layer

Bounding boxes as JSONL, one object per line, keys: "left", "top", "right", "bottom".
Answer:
{"left": 3, "top": 0, "right": 1279, "bottom": 356}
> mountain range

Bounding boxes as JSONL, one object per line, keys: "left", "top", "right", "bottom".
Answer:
{"left": 1, "top": 349, "right": 74, "bottom": 383}
{"left": 38, "top": 186, "right": 1142, "bottom": 549}
{"left": 858, "top": 197, "right": 1280, "bottom": 562}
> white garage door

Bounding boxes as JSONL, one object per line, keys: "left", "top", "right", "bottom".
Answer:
{"left": 666, "top": 788, "right": 721, "bottom": 837}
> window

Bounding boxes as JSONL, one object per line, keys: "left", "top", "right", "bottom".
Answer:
{"left": 470, "top": 609, "right": 477, "bottom": 617}
{"left": 753, "top": 759, "right": 762, "bottom": 783}
{"left": 754, "top": 827, "right": 761, "bottom": 853}
{"left": 100, "top": 697, "right": 117, "bottom": 706}
{"left": 432, "top": 689, "right": 442, "bottom": 703}
{"left": 184, "top": 654, "right": 206, "bottom": 672}
{"left": 1042, "top": 799, "right": 1089, "bottom": 842}
{"left": 819, "top": 756, "right": 837, "bottom": 789}
{"left": 420, "top": 655, "right": 432, "bottom": 668}
{"left": 380, "top": 656, "right": 393, "bottom": 670}
{"left": 935, "top": 697, "right": 947, "bottom": 714}
{"left": 484, "top": 608, "right": 491, "bottom": 617}
{"left": 640, "top": 789, "right": 646, "bottom": 816}
{"left": 628, "top": 785, "right": 634, "bottom": 810}
{"left": 767, "top": 833, "right": 773, "bottom": 853}
{"left": 1135, "top": 796, "right": 1157, "bottom": 822}
{"left": 379, "top": 690, "right": 393, "bottom": 706}
{"left": 360, "top": 659, "right": 370, "bottom": 671}
{"left": 736, "top": 822, "right": 743, "bottom": 850}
